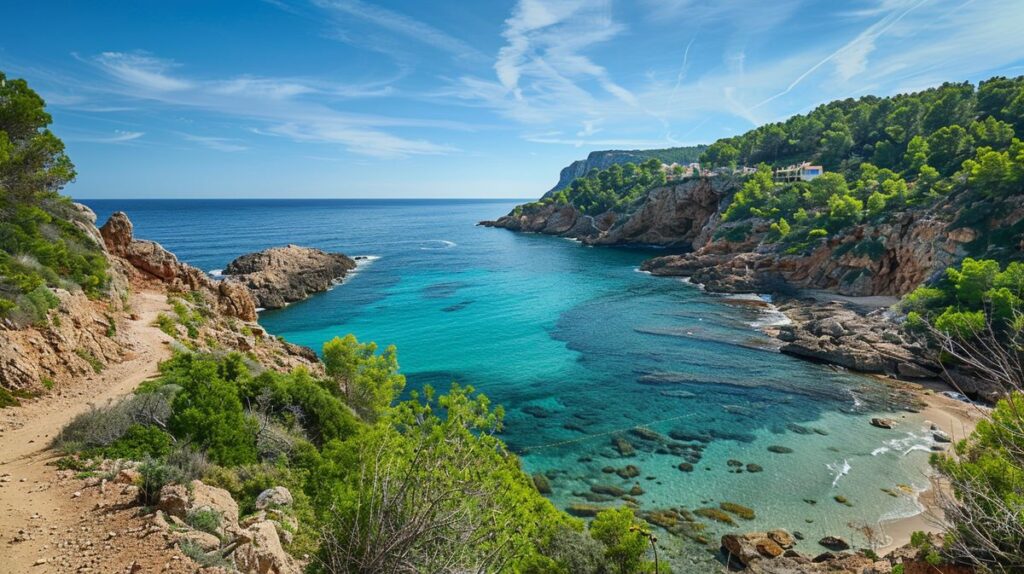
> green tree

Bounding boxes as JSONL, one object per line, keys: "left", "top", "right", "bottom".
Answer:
{"left": 0, "top": 72, "right": 76, "bottom": 199}
{"left": 904, "top": 135, "right": 930, "bottom": 173}
{"left": 166, "top": 354, "right": 258, "bottom": 466}
{"left": 322, "top": 334, "right": 405, "bottom": 422}
{"left": 590, "top": 507, "right": 658, "bottom": 574}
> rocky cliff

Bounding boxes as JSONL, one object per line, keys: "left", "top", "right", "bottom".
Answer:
{"left": 0, "top": 210, "right": 322, "bottom": 395}
{"left": 483, "top": 177, "right": 731, "bottom": 248}
{"left": 224, "top": 245, "right": 355, "bottom": 309}
{"left": 545, "top": 146, "right": 707, "bottom": 194}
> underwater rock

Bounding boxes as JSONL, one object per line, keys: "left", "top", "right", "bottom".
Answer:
{"left": 818, "top": 535, "right": 850, "bottom": 551}
{"left": 629, "top": 427, "right": 665, "bottom": 442}
{"left": 746, "top": 463, "right": 764, "bottom": 473}
{"left": 532, "top": 474, "right": 552, "bottom": 494}
{"left": 767, "top": 445, "right": 794, "bottom": 454}
{"left": 612, "top": 436, "right": 636, "bottom": 456}
{"left": 678, "top": 462, "right": 694, "bottom": 472}
{"left": 629, "top": 484, "right": 645, "bottom": 496}
{"left": 591, "top": 484, "right": 626, "bottom": 497}
{"left": 695, "top": 507, "right": 736, "bottom": 525}
{"left": 567, "top": 503, "right": 605, "bottom": 517}
{"left": 616, "top": 465, "right": 641, "bottom": 479}
{"left": 720, "top": 502, "right": 756, "bottom": 520}
{"left": 727, "top": 459, "right": 743, "bottom": 467}
{"left": 522, "top": 405, "right": 551, "bottom": 419}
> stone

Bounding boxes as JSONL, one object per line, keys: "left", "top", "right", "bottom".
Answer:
{"left": 616, "top": 465, "right": 640, "bottom": 479}
{"left": 768, "top": 529, "right": 795, "bottom": 548}
{"left": 612, "top": 436, "right": 635, "bottom": 457}
{"left": 190, "top": 480, "right": 239, "bottom": 527}
{"left": 871, "top": 418, "right": 896, "bottom": 429}
{"left": 933, "top": 430, "right": 952, "bottom": 443}
{"left": 114, "top": 469, "right": 140, "bottom": 485}
{"left": 678, "top": 462, "right": 694, "bottom": 472}
{"left": 531, "top": 474, "right": 552, "bottom": 494}
{"left": 157, "top": 484, "right": 189, "bottom": 519}
{"left": 746, "top": 463, "right": 764, "bottom": 473}
{"left": 255, "top": 486, "right": 294, "bottom": 510}
{"left": 818, "top": 535, "right": 850, "bottom": 551}
{"left": 232, "top": 520, "right": 301, "bottom": 574}
{"left": 767, "top": 445, "right": 793, "bottom": 454}
{"left": 178, "top": 530, "right": 221, "bottom": 552}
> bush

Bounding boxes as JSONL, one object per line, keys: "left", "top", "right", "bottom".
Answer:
{"left": 54, "top": 392, "right": 172, "bottom": 453}
{"left": 138, "top": 458, "right": 182, "bottom": 506}
{"left": 102, "top": 424, "right": 173, "bottom": 460}
{"left": 186, "top": 508, "right": 222, "bottom": 536}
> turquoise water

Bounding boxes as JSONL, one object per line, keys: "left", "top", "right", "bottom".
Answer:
{"left": 86, "top": 199, "right": 937, "bottom": 569}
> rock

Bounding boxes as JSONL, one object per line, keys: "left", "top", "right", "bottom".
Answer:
{"left": 114, "top": 469, "right": 140, "bottom": 485}
{"left": 767, "top": 445, "right": 793, "bottom": 454}
{"left": 590, "top": 484, "right": 626, "bottom": 497}
{"left": 720, "top": 502, "right": 755, "bottom": 520}
{"left": 818, "top": 535, "right": 850, "bottom": 551}
{"left": 232, "top": 520, "right": 301, "bottom": 574}
{"left": 612, "top": 436, "right": 635, "bottom": 457}
{"left": 224, "top": 245, "right": 355, "bottom": 309}
{"left": 190, "top": 480, "right": 239, "bottom": 527}
{"left": 255, "top": 486, "right": 294, "bottom": 510}
{"left": 531, "top": 474, "right": 552, "bottom": 494}
{"left": 871, "top": 418, "right": 896, "bottom": 429}
{"left": 157, "top": 484, "right": 189, "bottom": 519}
{"left": 768, "top": 529, "right": 795, "bottom": 548}
{"left": 933, "top": 430, "right": 952, "bottom": 443}
{"left": 746, "top": 463, "right": 764, "bottom": 473}
{"left": 566, "top": 503, "right": 604, "bottom": 517}
{"left": 178, "top": 530, "right": 221, "bottom": 552}
{"left": 678, "top": 462, "right": 694, "bottom": 472}
{"left": 616, "top": 465, "right": 640, "bottom": 479}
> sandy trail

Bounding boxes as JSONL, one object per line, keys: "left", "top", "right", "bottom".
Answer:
{"left": 0, "top": 291, "right": 192, "bottom": 574}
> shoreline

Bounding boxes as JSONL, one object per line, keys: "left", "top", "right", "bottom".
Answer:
{"left": 875, "top": 384, "right": 986, "bottom": 555}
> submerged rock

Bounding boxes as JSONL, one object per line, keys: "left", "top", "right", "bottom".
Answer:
{"left": 817, "top": 535, "right": 850, "bottom": 551}
{"left": 767, "top": 445, "right": 794, "bottom": 454}
{"left": 532, "top": 474, "right": 552, "bottom": 494}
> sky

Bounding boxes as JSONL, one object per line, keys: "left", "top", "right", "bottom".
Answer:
{"left": 2, "top": 0, "right": 1024, "bottom": 199}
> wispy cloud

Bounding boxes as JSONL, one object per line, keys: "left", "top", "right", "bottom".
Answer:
{"left": 314, "top": 0, "right": 485, "bottom": 62}
{"left": 180, "top": 133, "right": 248, "bottom": 152}
{"left": 91, "top": 52, "right": 193, "bottom": 92}
{"left": 67, "top": 130, "right": 145, "bottom": 144}
{"left": 75, "top": 51, "right": 459, "bottom": 158}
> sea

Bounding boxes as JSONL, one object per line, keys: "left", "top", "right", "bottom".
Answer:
{"left": 84, "top": 198, "right": 939, "bottom": 570}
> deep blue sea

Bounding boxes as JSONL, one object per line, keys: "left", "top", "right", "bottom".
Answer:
{"left": 85, "top": 199, "right": 936, "bottom": 569}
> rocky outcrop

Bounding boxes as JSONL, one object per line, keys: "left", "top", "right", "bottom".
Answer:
{"left": 100, "top": 212, "right": 258, "bottom": 322}
{"left": 482, "top": 178, "right": 730, "bottom": 248}
{"left": 224, "top": 245, "right": 355, "bottom": 309}
{"left": 721, "top": 530, "right": 893, "bottom": 573}
{"left": 642, "top": 210, "right": 971, "bottom": 297}
{"left": 774, "top": 301, "right": 939, "bottom": 378}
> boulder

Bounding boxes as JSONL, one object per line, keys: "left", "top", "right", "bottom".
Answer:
{"left": 255, "top": 486, "right": 294, "bottom": 510}
{"left": 933, "top": 430, "right": 952, "bottom": 443}
{"left": 177, "top": 530, "right": 221, "bottom": 552}
{"left": 871, "top": 418, "right": 896, "bottom": 429}
{"left": 818, "top": 535, "right": 850, "bottom": 551}
{"left": 190, "top": 480, "right": 239, "bottom": 527}
{"left": 157, "top": 484, "right": 189, "bottom": 519}
{"left": 232, "top": 520, "right": 301, "bottom": 574}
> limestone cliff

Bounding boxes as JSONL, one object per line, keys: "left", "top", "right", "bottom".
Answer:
{"left": 545, "top": 146, "right": 707, "bottom": 194}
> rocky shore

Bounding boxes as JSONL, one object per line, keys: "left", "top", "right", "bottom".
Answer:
{"left": 224, "top": 244, "right": 355, "bottom": 309}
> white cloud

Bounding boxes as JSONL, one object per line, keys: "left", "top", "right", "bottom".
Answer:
{"left": 92, "top": 52, "right": 193, "bottom": 92}
{"left": 68, "top": 130, "right": 145, "bottom": 144}
{"left": 180, "top": 133, "right": 248, "bottom": 152}
{"left": 314, "top": 0, "right": 485, "bottom": 62}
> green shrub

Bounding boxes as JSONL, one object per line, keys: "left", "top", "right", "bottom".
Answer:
{"left": 154, "top": 313, "right": 176, "bottom": 337}
{"left": 74, "top": 348, "right": 104, "bottom": 373}
{"left": 102, "top": 424, "right": 173, "bottom": 460}
{"left": 138, "top": 458, "right": 182, "bottom": 506}
{"left": 54, "top": 392, "right": 172, "bottom": 453}
{"left": 186, "top": 508, "right": 222, "bottom": 536}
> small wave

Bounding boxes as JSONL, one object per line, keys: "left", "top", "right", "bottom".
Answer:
{"left": 873, "top": 430, "right": 934, "bottom": 457}
{"left": 419, "top": 240, "right": 456, "bottom": 250}
{"left": 827, "top": 459, "right": 851, "bottom": 487}
{"left": 209, "top": 269, "right": 224, "bottom": 278}
{"left": 634, "top": 267, "right": 652, "bottom": 275}
{"left": 328, "top": 255, "right": 379, "bottom": 290}
{"left": 847, "top": 390, "right": 863, "bottom": 408}
{"left": 255, "top": 307, "right": 266, "bottom": 313}
{"left": 679, "top": 277, "right": 705, "bottom": 290}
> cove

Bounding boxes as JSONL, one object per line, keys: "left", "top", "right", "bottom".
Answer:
{"left": 86, "top": 198, "right": 936, "bottom": 570}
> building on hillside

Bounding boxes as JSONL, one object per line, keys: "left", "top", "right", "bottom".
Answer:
{"left": 773, "top": 162, "right": 823, "bottom": 183}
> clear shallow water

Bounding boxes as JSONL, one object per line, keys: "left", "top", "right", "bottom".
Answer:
{"left": 86, "top": 199, "right": 937, "bottom": 569}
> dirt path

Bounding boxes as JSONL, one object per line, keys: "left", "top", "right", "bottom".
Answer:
{"left": 0, "top": 291, "right": 197, "bottom": 573}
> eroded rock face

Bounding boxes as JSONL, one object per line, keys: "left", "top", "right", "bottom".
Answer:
{"left": 224, "top": 245, "right": 355, "bottom": 309}
{"left": 481, "top": 178, "right": 731, "bottom": 248}
{"left": 100, "top": 212, "right": 258, "bottom": 322}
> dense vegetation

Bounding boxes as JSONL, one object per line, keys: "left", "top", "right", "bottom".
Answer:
{"left": 57, "top": 334, "right": 666, "bottom": 572}
{"left": 0, "top": 70, "right": 108, "bottom": 326}
{"left": 902, "top": 258, "right": 1024, "bottom": 337}
{"left": 547, "top": 147, "right": 707, "bottom": 193}
{"left": 707, "top": 77, "right": 1024, "bottom": 256}
{"left": 544, "top": 158, "right": 669, "bottom": 215}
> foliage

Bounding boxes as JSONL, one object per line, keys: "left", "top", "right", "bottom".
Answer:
{"left": 551, "top": 158, "right": 668, "bottom": 215}
{"left": 322, "top": 334, "right": 405, "bottom": 422}
{"left": 901, "top": 259, "right": 1024, "bottom": 336}
{"left": 138, "top": 457, "right": 182, "bottom": 506}
{"left": 590, "top": 507, "right": 662, "bottom": 574}
{"left": 0, "top": 71, "right": 109, "bottom": 323}
{"left": 186, "top": 508, "right": 222, "bottom": 536}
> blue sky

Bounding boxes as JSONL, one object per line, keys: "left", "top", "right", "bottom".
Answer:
{"left": 3, "top": 0, "right": 1023, "bottom": 199}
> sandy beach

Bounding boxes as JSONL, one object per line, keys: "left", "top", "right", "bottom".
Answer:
{"left": 876, "top": 383, "right": 989, "bottom": 555}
